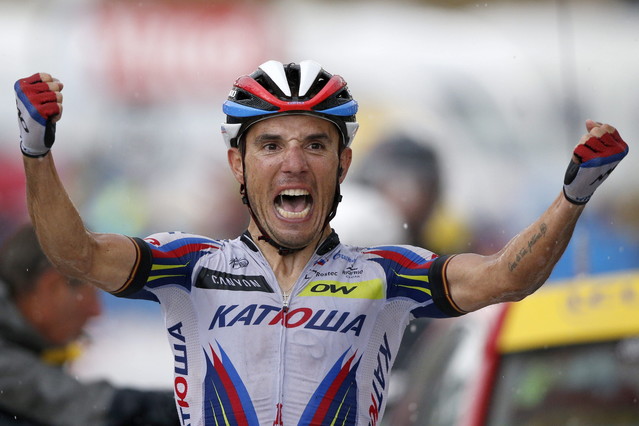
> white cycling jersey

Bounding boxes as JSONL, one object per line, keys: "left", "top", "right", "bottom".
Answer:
{"left": 113, "top": 231, "right": 462, "bottom": 426}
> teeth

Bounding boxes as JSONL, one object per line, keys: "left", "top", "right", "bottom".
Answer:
{"left": 276, "top": 188, "right": 311, "bottom": 219}
{"left": 276, "top": 205, "right": 311, "bottom": 218}
{"left": 280, "top": 189, "right": 309, "bottom": 196}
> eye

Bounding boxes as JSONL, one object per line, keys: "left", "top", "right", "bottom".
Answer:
{"left": 308, "top": 141, "right": 325, "bottom": 150}
{"left": 263, "top": 142, "right": 280, "bottom": 151}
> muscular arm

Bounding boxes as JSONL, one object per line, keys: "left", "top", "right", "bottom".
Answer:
{"left": 447, "top": 193, "right": 584, "bottom": 312}
{"left": 445, "top": 120, "right": 627, "bottom": 313}
{"left": 16, "top": 73, "right": 137, "bottom": 293}
{"left": 24, "top": 154, "right": 137, "bottom": 292}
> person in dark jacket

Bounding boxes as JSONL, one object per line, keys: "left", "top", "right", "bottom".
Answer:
{"left": 0, "top": 224, "right": 179, "bottom": 426}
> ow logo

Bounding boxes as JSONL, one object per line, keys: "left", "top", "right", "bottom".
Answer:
{"left": 310, "top": 283, "right": 356, "bottom": 295}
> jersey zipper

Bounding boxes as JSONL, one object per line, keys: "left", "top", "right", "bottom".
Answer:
{"left": 276, "top": 289, "right": 290, "bottom": 426}
{"left": 282, "top": 292, "right": 290, "bottom": 312}
{"left": 274, "top": 254, "right": 320, "bottom": 424}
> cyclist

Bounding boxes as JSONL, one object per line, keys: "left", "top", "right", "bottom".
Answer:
{"left": 15, "top": 60, "right": 628, "bottom": 425}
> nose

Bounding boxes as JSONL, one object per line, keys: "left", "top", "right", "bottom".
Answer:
{"left": 281, "top": 143, "right": 309, "bottom": 173}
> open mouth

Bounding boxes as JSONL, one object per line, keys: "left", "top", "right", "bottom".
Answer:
{"left": 275, "top": 189, "right": 312, "bottom": 219}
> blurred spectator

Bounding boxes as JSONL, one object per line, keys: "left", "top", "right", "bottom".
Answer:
{"left": 352, "top": 133, "right": 454, "bottom": 387}
{"left": 355, "top": 133, "right": 442, "bottom": 248}
{"left": 331, "top": 182, "right": 407, "bottom": 246}
{"left": 0, "top": 225, "right": 179, "bottom": 426}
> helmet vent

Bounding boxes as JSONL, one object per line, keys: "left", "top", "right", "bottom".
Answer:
{"left": 223, "top": 60, "right": 359, "bottom": 148}
{"left": 253, "top": 73, "right": 282, "bottom": 97}
{"left": 234, "top": 90, "right": 252, "bottom": 101}
{"left": 304, "top": 72, "right": 331, "bottom": 99}
{"left": 337, "top": 89, "right": 350, "bottom": 99}
{"left": 283, "top": 64, "right": 301, "bottom": 99}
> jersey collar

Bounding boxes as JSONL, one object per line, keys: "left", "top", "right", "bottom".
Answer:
{"left": 240, "top": 230, "right": 340, "bottom": 256}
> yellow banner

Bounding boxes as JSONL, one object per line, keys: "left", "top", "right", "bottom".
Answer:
{"left": 498, "top": 270, "right": 639, "bottom": 353}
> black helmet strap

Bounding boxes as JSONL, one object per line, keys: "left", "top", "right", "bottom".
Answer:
{"left": 239, "top": 141, "right": 343, "bottom": 256}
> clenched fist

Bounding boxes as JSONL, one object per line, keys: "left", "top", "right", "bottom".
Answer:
{"left": 563, "top": 120, "right": 628, "bottom": 204}
{"left": 15, "top": 73, "right": 63, "bottom": 158}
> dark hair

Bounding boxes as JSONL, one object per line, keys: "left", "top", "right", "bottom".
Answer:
{"left": 0, "top": 225, "right": 52, "bottom": 299}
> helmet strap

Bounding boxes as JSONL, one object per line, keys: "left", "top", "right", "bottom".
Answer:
{"left": 239, "top": 144, "right": 343, "bottom": 257}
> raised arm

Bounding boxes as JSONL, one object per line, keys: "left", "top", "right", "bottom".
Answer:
{"left": 16, "top": 73, "right": 137, "bottom": 292}
{"left": 445, "top": 120, "right": 629, "bottom": 313}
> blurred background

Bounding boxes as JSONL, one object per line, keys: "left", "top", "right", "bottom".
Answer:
{"left": 0, "top": 0, "right": 638, "bottom": 408}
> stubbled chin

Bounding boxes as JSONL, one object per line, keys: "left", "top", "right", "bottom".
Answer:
{"left": 269, "top": 226, "right": 326, "bottom": 251}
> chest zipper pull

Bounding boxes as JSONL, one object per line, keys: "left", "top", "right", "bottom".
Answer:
{"left": 282, "top": 292, "right": 290, "bottom": 314}
{"left": 280, "top": 294, "right": 290, "bottom": 326}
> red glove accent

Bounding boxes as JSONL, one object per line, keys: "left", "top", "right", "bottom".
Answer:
{"left": 16, "top": 74, "right": 61, "bottom": 121}
{"left": 563, "top": 125, "right": 628, "bottom": 205}
{"left": 15, "top": 73, "right": 62, "bottom": 157}
{"left": 573, "top": 130, "right": 627, "bottom": 164}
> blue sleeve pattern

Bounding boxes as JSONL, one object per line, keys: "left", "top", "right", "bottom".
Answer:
{"left": 113, "top": 233, "right": 221, "bottom": 301}
{"left": 145, "top": 235, "right": 221, "bottom": 291}
{"left": 364, "top": 245, "right": 459, "bottom": 318}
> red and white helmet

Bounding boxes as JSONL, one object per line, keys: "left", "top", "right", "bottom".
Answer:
{"left": 221, "top": 60, "right": 359, "bottom": 149}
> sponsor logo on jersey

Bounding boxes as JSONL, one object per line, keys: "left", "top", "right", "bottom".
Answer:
{"left": 333, "top": 250, "right": 358, "bottom": 263}
{"left": 168, "top": 321, "right": 191, "bottom": 424}
{"left": 196, "top": 268, "right": 274, "bottom": 293}
{"left": 145, "top": 237, "right": 161, "bottom": 246}
{"left": 304, "top": 263, "right": 365, "bottom": 283}
{"left": 368, "top": 333, "right": 392, "bottom": 426}
{"left": 230, "top": 257, "right": 249, "bottom": 269}
{"left": 208, "top": 304, "right": 366, "bottom": 336}
{"left": 304, "top": 268, "right": 338, "bottom": 280}
{"left": 343, "top": 265, "right": 364, "bottom": 278}
{"left": 299, "top": 279, "right": 384, "bottom": 300}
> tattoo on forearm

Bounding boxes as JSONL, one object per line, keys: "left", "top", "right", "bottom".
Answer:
{"left": 508, "top": 223, "right": 548, "bottom": 272}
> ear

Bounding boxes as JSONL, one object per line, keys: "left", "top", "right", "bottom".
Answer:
{"left": 227, "top": 148, "right": 245, "bottom": 185}
{"left": 338, "top": 147, "right": 353, "bottom": 184}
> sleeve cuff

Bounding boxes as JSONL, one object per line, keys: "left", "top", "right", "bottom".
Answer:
{"left": 110, "top": 237, "right": 152, "bottom": 298}
{"left": 429, "top": 254, "right": 467, "bottom": 317}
